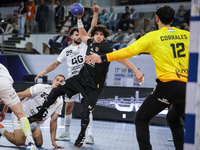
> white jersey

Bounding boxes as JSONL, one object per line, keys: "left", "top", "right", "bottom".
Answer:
{"left": 22, "top": 84, "right": 63, "bottom": 123}
{"left": 0, "top": 63, "right": 13, "bottom": 83}
{"left": 57, "top": 42, "right": 87, "bottom": 78}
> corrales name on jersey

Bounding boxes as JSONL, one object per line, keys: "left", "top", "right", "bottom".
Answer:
{"left": 160, "top": 34, "right": 187, "bottom": 41}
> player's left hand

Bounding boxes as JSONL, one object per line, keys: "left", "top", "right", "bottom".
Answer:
{"left": 93, "top": 2, "right": 99, "bottom": 13}
{"left": 85, "top": 52, "right": 102, "bottom": 64}
{"left": 0, "top": 111, "right": 6, "bottom": 122}
{"left": 135, "top": 70, "right": 144, "bottom": 85}
{"left": 52, "top": 142, "right": 64, "bottom": 149}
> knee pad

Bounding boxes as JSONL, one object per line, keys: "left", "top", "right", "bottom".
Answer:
{"left": 45, "top": 87, "right": 64, "bottom": 107}
{"left": 81, "top": 107, "right": 90, "bottom": 127}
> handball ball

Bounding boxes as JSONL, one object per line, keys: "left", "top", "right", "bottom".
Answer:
{"left": 71, "top": 3, "right": 84, "bottom": 16}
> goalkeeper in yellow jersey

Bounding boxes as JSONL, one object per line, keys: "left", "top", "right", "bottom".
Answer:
{"left": 85, "top": 5, "right": 189, "bottom": 150}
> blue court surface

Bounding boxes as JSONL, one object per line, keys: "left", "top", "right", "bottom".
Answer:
{"left": 0, "top": 113, "right": 174, "bottom": 150}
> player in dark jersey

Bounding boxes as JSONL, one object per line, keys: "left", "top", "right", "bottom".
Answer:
{"left": 85, "top": 6, "right": 189, "bottom": 150}
{"left": 28, "top": 4, "right": 144, "bottom": 148}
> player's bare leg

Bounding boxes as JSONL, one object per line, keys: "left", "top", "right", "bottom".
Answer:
{"left": 10, "top": 102, "right": 39, "bottom": 150}
{"left": 32, "top": 129, "right": 43, "bottom": 147}
{"left": 3, "top": 129, "right": 26, "bottom": 146}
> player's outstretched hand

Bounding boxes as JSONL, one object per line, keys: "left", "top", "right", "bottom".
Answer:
{"left": 52, "top": 142, "right": 64, "bottom": 149}
{"left": 77, "top": 10, "right": 85, "bottom": 20}
{"left": 0, "top": 111, "right": 6, "bottom": 122}
{"left": 34, "top": 71, "right": 46, "bottom": 82}
{"left": 93, "top": 2, "right": 99, "bottom": 13}
{"left": 85, "top": 52, "right": 102, "bottom": 64}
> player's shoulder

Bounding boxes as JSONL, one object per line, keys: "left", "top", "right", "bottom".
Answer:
{"left": 99, "top": 40, "right": 114, "bottom": 53}
{"left": 62, "top": 44, "right": 73, "bottom": 51}
{"left": 32, "top": 83, "right": 51, "bottom": 90}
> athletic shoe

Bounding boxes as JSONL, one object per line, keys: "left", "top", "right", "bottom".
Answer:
{"left": 74, "top": 134, "right": 86, "bottom": 148}
{"left": 55, "top": 132, "right": 71, "bottom": 141}
{"left": 85, "top": 135, "right": 94, "bottom": 144}
{"left": 0, "top": 123, "right": 4, "bottom": 138}
{"left": 28, "top": 114, "right": 43, "bottom": 124}
{"left": 26, "top": 142, "right": 40, "bottom": 150}
{"left": 167, "top": 138, "right": 173, "bottom": 142}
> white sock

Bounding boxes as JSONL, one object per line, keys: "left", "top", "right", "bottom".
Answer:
{"left": 64, "top": 114, "right": 72, "bottom": 134}
{"left": 87, "top": 113, "right": 93, "bottom": 136}
{"left": 20, "top": 117, "right": 34, "bottom": 144}
{"left": 0, "top": 127, "right": 6, "bottom": 137}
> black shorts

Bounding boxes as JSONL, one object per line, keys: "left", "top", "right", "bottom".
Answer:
{"left": 58, "top": 75, "right": 101, "bottom": 111}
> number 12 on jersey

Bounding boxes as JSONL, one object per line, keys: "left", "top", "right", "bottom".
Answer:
{"left": 170, "top": 43, "right": 186, "bottom": 58}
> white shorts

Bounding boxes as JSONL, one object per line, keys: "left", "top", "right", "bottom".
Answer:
{"left": 65, "top": 93, "right": 82, "bottom": 103}
{"left": 0, "top": 78, "right": 20, "bottom": 107}
{"left": 12, "top": 112, "right": 40, "bottom": 131}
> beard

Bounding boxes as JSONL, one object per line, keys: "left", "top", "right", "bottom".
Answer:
{"left": 74, "top": 39, "right": 81, "bottom": 45}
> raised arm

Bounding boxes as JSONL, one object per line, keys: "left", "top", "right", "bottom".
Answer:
{"left": 34, "top": 60, "right": 61, "bottom": 82}
{"left": 50, "top": 112, "right": 64, "bottom": 149}
{"left": 77, "top": 2, "right": 100, "bottom": 44}
{"left": 88, "top": 2, "right": 99, "bottom": 37}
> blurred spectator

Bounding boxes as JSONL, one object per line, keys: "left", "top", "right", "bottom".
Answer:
{"left": 129, "top": 7, "right": 139, "bottom": 30}
{"left": 83, "top": 8, "right": 94, "bottom": 31}
{"left": 184, "top": 26, "right": 189, "bottom": 31}
{"left": 5, "top": 10, "right": 18, "bottom": 34}
{"left": 182, "top": 9, "right": 190, "bottom": 25}
{"left": 108, "top": 6, "right": 118, "bottom": 32}
{"left": 99, "top": 9, "right": 109, "bottom": 27}
{"left": 118, "top": 6, "right": 130, "bottom": 31}
{"left": 171, "top": 5, "right": 186, "bottom": 27}
{"left": 36, "top": 0, "right": 49, "bottom": 32}
{"left": 63, "top": 33, "right": 71, "bottom": 49}
{"left": 112, "top": 27, "right": 135, "bottom": 50}
{"left": 107, "top": 29, "right": 115, "bottom": 45}
{"left": 136, "top": 28, "right": 145, "bottom": 40}
{"left": 111, "top": 29, "right": 124, "bottom": 48}
{"left": 150, "top": 27, "right": 155, "bottom": 31}
{"left": 48, "top": 30, "right": 67, "bottom": 54}
{"left": 0, "top": 14, "right": 12, "bottom": 31}
{"left": 55, "top": 0, "right": 64, "bottom": 31}
{"left": 26, "top": 0, "right": 36, "bottom": 34}
{"left": 18, "top": 1, "right": 27, "bottom": 37}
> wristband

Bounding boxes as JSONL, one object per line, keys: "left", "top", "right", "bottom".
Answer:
{"left": 77, "top": 20, "right": 84, "bottom": 28}
{"left": 100, "top": 54, "right": 107, "bottom": 62}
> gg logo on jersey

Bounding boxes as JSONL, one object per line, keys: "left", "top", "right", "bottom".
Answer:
{"left": 72, "top": 55, "right": 84, "bottom": 65}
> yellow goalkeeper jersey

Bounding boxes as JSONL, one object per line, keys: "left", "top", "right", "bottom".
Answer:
{"left": 107, "top": 27, "right": 189, "bottom": 82}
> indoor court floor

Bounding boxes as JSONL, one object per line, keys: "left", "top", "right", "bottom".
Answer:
{"left": 0, "top": 113, "right": 174, "bottom": 150}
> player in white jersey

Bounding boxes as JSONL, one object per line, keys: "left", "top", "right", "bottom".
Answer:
{"left": 0, "top": 74, "right": 65, "bottom": 149}
{"left": 33, "top": 3, "right": 100, "bottom": 144}
{"left": 0, "top": 63, "right": 39, "bottom": 150}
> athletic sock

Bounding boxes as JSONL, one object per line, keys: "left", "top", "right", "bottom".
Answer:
{"left": 0, "top": 128, "right": 6, "bottom": 137}
{"left": 87, "top": 113, "right": 93, "bottom": 136}
{"left": 64, "top": 114, "right": 72, "bottom": 134}
{"left": 20, "top": 117, "right": 34, "bottom": 143}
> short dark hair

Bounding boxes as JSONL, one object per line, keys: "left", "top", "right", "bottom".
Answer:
{"left": 156, "top": 5, "right": 174, "bottom": 25}
{"left": 90, "top": 25, "right": 109, "bottom": 38}
{"left": 70, "top": 27, "right": 79, "bottom": 36}
{"left": 125, "top": 6, "right": 129, "bottom": 9}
